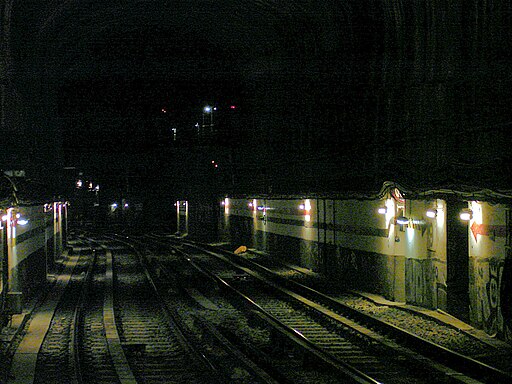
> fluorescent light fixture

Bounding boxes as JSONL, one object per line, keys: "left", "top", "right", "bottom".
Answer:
{"left": 460, "top": 209, "right": 472, "bottom": 221}
{"left": 426, "top": 209, "right": 437, "bottom": 218}
{"left": 396, "top": 216, "right": 409, "bottom": 225}
{"left": 377, "top": 207, "right": 387, "bottom": 215}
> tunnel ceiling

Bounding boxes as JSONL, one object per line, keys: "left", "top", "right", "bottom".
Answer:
{"left": 15, "top": 1, "right": 354, "bottom": 90}
{"left": 11, "top": 1, "right": 370, "bottom": 154}
{"left": 6, "top": 1, "right": 512, "bottom": 195}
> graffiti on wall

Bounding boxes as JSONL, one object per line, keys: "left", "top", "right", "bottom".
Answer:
{"left": 334, "top": 247, "right": 387, "bottom": 293}
{"left": 337, "top": 248, "right": 358, "bottom": 273}
{"left": 405, "top": 258, "right": 437, "bottom": 308}
{"left": 471, "top": 258, "right": 505, "bottom": 337}
{"left": 433, "top": 259, "right": 447, "bottom": 311}
{"left": 502, "top": 254, "right": 512, "bottom": 342}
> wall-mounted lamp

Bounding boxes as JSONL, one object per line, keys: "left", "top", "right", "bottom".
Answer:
{"left": 426, "top": 209, "right": 437, "bottom": 218}
{"left": 377, "top": 207, "right": 387, "bottom": 215}
{"left": 460, "top": 208, "right": 473, "bottom": 221}
{"left": 396, "top": 216, "right": 409, "bottom": 225}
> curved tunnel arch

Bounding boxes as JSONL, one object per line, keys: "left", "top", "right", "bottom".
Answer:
{"left": 32, "top": 1, "right": 348, "bottom": 80}
{"left": 4, "top": 1, "right": 512, "bottom": 194}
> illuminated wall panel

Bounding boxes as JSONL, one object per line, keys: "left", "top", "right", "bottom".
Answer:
{"left": 222, "top": 195, "right": 447, "bottom": 305}
{"left": 468, "top": 201, "right": 509, "bottom": 339}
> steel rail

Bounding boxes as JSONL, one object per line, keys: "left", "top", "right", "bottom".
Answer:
{"left": 184, "top": 240, "right": 512, "bottom": 384}
{"left": 110, "top": 237, "right": 226, "bottom": 383}
{"left": 169, "top": 242, "right": 381, "bottom": 384}
{"left": 70, "top": 247, "right": 97, "bottom": 384}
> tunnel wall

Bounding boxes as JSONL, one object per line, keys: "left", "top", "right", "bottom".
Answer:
{"left": 217, "top": 196, "right": 448, "bottom": 307}
{"left": 467, "top": 202, "right": 511, "bottom": 340}
{"left": 2, "top": 202, "right": 65, "bottom": 310}
{"left": 206, "top": 195, "right": 512, "bottom": 341}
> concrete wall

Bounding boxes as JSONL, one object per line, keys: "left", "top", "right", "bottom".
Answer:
{"left": 217, "top": 195, "right": 448, "bottom": 307}
{"left": 1, "top": 202, "right": 65, "bottom": 309}
{"left": 184, "top": 194, "right": 511, "bottom": 342}
{"left": 468, "top": 202, "right": 511, "bottom": 340}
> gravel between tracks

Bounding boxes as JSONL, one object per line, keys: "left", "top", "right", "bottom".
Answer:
{"left": 334, "top": 294, "right": 493, "bottom": 356}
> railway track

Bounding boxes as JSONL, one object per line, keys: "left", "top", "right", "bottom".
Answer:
{"left": 131, "top": 237, "right": 378, "bottom": 383}
{"left": 109, "top": 243, "right": 219, "bottom": 383}
{"left": 75, "top": 245, "right": 120, "bottom": 384}
{"left": 33, "top": 246, "right": 92, "bottom": 384}
{"left": 92, "top": 235, "right": 293, "bottom": 383}
{"left": 9, "top": 235, "right": 233, "bottom": 384}
{"left": 144, "top": 233, "right": 512, "bottom": 383}
{"left": 131, "top": 236, "right": 450, "bottom": 382}
{"left": 12, "top": 231, "right": 511, "bottom": 383}
{"left": 127, "top": 236, "right": 364, "bottom": 383}
{"left": 180, "top": 247, "right": 467, "bottom": 383}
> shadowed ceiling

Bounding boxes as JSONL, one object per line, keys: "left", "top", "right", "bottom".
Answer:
{"left": 4, "top": 1, "right": 512, "bottom": 196}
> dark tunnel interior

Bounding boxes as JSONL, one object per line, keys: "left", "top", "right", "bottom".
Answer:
{"left": 2, "top": 1, "right": 512, "bottom": 201}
